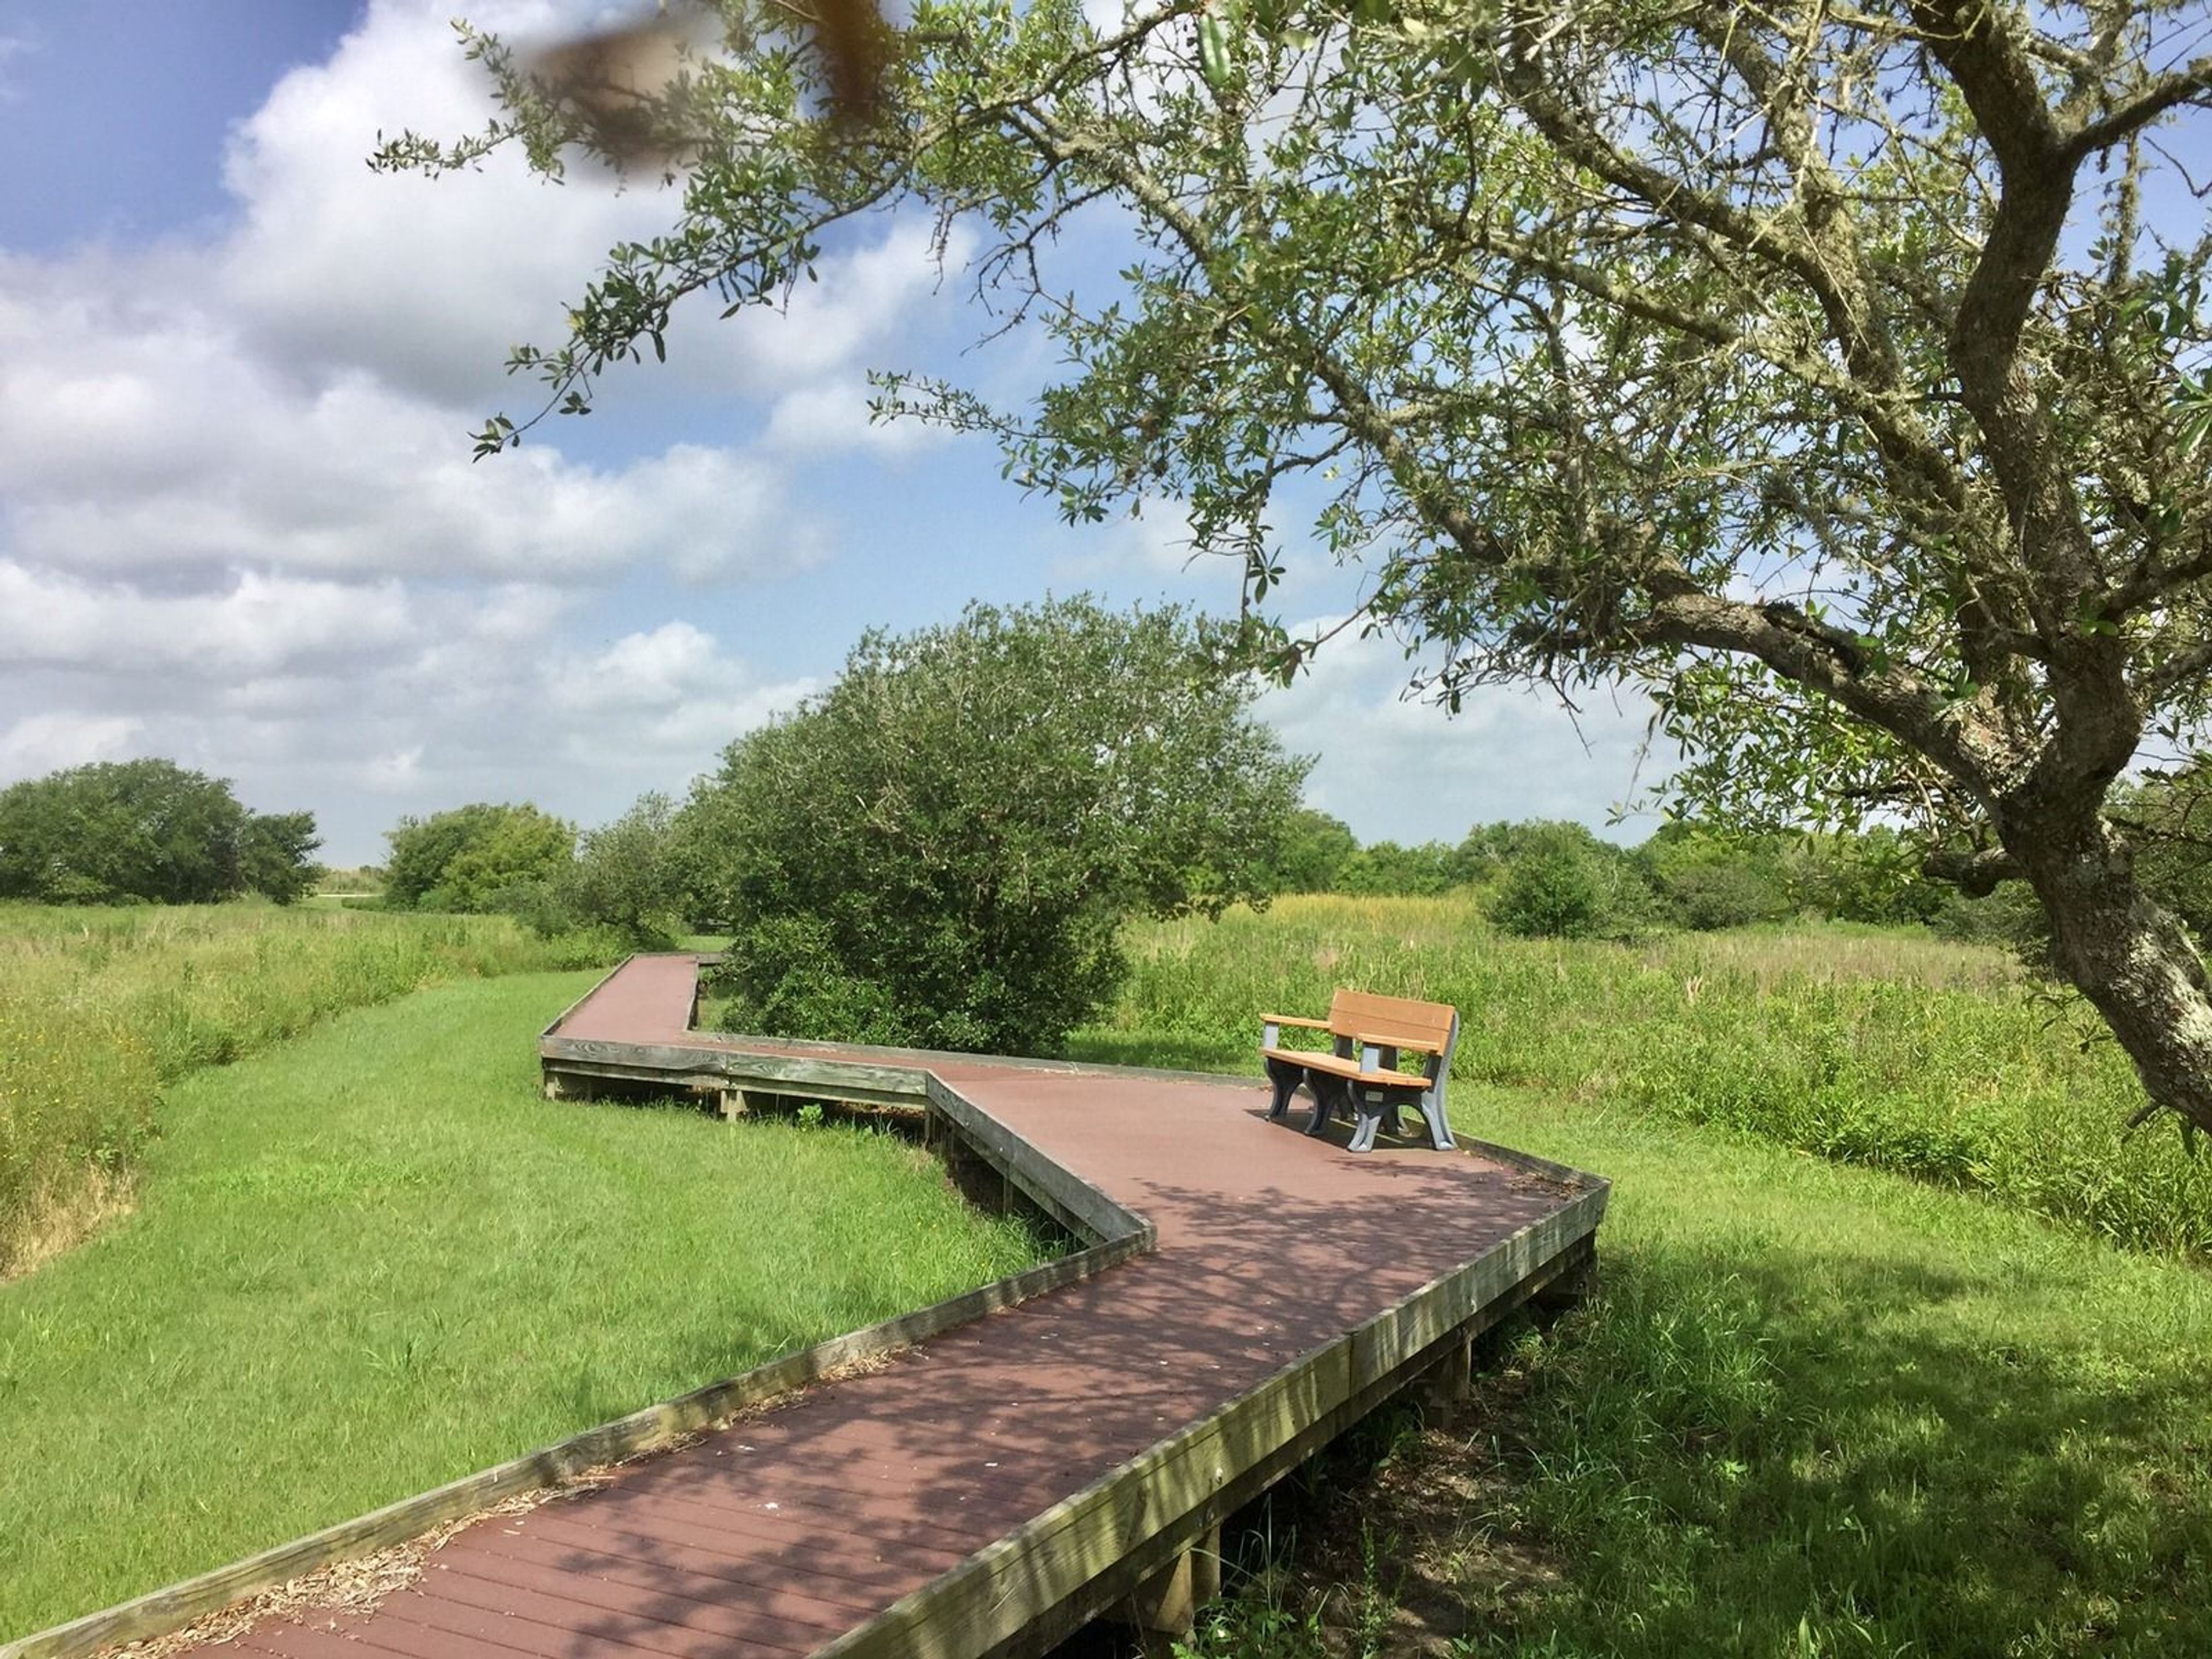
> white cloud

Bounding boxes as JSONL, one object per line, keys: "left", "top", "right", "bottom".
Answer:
{"left": 1257, "top": 625, "right": 1671, "bottom": 843}
{"left": 766, "top": 376, "right": 950, "bottom": 457}
{"left": 0, "top": 562, "right": 415, "bottom": 677}
{"left": 0, "top": 712, "right": 139, "bottom": 778}
{"left": 217, "top": 0, "right": 677, "bottom": 407}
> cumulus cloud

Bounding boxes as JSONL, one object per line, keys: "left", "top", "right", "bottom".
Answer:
{"left": 0, "top": 0, "right": 967, "bottom": 856}
{"left": 1256, "top": 625, "right": 1671, "bottom": 843}
{"left": 0, "top": 562, "right": 415, "bottom": 676}
{"left": 0, "top": 712, "right": 139, "bottom": 777}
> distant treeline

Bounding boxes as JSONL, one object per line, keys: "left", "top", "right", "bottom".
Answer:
{"left": 1257, "top": 809, "right": 2037, "bottom": 942}
{"left": 350, "top": 792, "right": 2039, "bottom": 952}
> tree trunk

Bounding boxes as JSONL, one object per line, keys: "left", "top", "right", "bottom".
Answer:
{"left": 2014, "top": 821, "right": 2212, "bottom": 1136}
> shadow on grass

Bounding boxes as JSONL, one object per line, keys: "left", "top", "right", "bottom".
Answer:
{"left": 1177, "top": 1224, "right": 2212, "bottom": 1658}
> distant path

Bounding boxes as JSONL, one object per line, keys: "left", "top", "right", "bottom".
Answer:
{"left": 142, "top": 956, "right": 1607, "bottom": 1659}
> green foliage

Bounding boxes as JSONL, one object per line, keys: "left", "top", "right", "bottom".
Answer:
{"left": 0, "top": 760, "right": 319, "bottom": 906}
{"left": 1486, "top": 822, "right": 1656, "bottom": 940}
{"left": 1333, "top": 838, "right": 1460, "bottom": 897}
{"left": 1637, "top": 823, "right": 1793, "bottom": 931}
{"left": 685, "top": 597, "right": 1308, "bottom": 1054}
{"left": 0, "top": 974, "right": 1044, "bottom": 1633}
{"left": 0, "top": 903, "right": 611, "bottom": 1276}
{"left": 383, "top": 802, "right": 575, "bottom": 912}
{"left": 1260, "top": 807, "right": 1357, "bottom": 893}
{"left": 531, "top": 792, "right": 693, "bottom": 949}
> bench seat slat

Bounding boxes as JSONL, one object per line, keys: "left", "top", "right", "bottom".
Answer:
{"left": 1289, "top": 1051, "right": 1433, "bottom": 1089}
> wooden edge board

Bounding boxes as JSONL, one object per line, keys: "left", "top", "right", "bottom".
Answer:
{"left": 923, "top": 1075, "right": 1154, "bottom": 1251}
{"left": 684, "top": 1028, "right": 1265, "bottom": 1092}
{"left": 540, "top": 1037, "right": 935, "bottom": 1102}
{"left": 971, "top": 1233, "right": 1600, "bottom": 1659}
{"left": 0, "top": 1109, "right": 1153, "bottom": 1659}
{"left": 809, "top": 1199, "right": 1603, "bottom": 1659}
{"left": 535, "top": 953, "right": 639, "bottom": 1042}
{"left": 544, "top": 1057, "right": 929, "bottom": 1113}
{"left": 1453, "top": 1133, "right": 1615, "bottom": 1198}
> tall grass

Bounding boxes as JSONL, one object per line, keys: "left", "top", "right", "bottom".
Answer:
{"left": 0, "top": 902, "right": 612, "bottom": 1275}
{"left": 1074, "top": 896, "right": 2212, "bottom": 1259}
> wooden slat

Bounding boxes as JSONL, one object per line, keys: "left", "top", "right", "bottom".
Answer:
{"left": 1324, "top": 988, "right": 1455, "bottom": 1050}
{"left": 812, "top": 1196, "right": 1604, "bottom": 1659}
{"left": 1287, "top": 1052, "right": 1433, "bottom": 1089}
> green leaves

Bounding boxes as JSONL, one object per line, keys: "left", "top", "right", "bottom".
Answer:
{"left": 683, "top": 598, "right": 1309, "bottom": 1054}
{"left": 1197, "top": 7, "right": 1233, "bottom": 92}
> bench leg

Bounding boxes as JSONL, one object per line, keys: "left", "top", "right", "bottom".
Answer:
{"left": 1304, "top": 1074, "right": 1343, "bottom": 1138}
{"left": 1346, "top": 1090, "right": 1385, "bottom": 1153}
{"left": 1263, "top": 1055, "right": 1306, "bottom": 1122}
{"left": 1418, "top": 1092, "right": 1456, "bottom": 1150}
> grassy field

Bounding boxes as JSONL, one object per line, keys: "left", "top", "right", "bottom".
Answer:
{"left": 0, "top": 971, "right": 1047, "bottom": 1640}
{"left": 1174, "top": 1094, "right": 2212, "bottom": 1658}
{"left": 0, "top": 902, "right": 613, "bottom": 1275}
{"left": 1072, "top": 897, "right": 2212, "bottom": 1261}
{"left": 1057, "top": 900, "right": 2212, "bottom": 1657}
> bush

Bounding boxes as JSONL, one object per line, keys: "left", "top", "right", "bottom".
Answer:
{"left": 1489, "top": 823, "right": 1656, "bottom": 939}
{"left": 685, "top": 597, "right": 1308, "bottom": 1054}
{"left": 384, "top": 802, "right": 575, "bottom": 912}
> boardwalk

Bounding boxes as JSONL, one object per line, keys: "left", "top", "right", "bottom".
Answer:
{"left": 25, "top": 957, "right": 1605, "bottom": 1659}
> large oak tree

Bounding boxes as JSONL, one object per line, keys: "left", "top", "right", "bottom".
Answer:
{"left": 387, "top": 0, "right": 2212, "bottom": 1131}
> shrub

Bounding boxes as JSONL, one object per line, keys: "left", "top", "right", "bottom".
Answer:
{"left": 384, "top": 802, "right": 575, "bottom": 912}
{"left": 685, "top": 597, "right": 1308, "bottom": 1055}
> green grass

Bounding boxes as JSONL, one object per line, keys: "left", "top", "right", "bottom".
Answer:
{"left": 1072, "top": 896, "right": 2212, "bottom": 1260}
{"left": 1176, "top": 1090, "right": 2212, "bottom": 1658}
{"left": 0, "top": 901, "right": 615, "bottom": 1274}
{"left": 0, "top": 972, "right": 1046, "bottom": 1639}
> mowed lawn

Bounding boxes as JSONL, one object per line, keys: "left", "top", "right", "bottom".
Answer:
{"left": 0, "top": 972, "right": 1046, "bottom": 1640}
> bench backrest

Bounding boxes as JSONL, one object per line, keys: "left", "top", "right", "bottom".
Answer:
{"left": 1325, "top": 988, "right": 1456, "bottom": 1052}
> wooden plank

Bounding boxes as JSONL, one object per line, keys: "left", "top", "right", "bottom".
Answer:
{"left": 814, "top": 1190, "right": 1603, "bottom": 1659}
{"left": 535, "top": 956, "right": 637, "bottom": 1043}
{"left": 540, "top": 1037, "right": 934, "bottom": 1106}
{"left": 0, "top": 1233, "right": 1149, "bottom": 1659}
{"left": 1347, "top": 1191, "right": 1603, "bottom": 1390}
{"left": 923, "top": 1075, "right": 1152, "bottom": 1249}
{"left": 813, "top": 1340, "right": 1357, "bottom": 1659}
{"left": 542, "top": 1056, "right": 927, "bottom": 1113}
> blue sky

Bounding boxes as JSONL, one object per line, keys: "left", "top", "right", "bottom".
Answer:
{"left": 0, "top": 0, "right": 1660, "bottom": 865}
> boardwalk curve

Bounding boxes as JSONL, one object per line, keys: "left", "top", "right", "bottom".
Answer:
{"left": 9, "top": 955, "right": 1607, "bottom": 1659}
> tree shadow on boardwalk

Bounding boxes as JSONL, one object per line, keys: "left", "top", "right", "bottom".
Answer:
{"left": 255, "top": 1107, "right": 1577, "bottom": 1659}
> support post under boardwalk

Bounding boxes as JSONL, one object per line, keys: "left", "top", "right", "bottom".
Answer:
{"left": 1114, "top": 1522, "right": 1223, "bottom": 1647}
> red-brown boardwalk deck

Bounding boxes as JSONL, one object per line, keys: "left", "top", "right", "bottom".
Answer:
{"left": 111, "top": 956, "right": 1604, "bottom": 1659}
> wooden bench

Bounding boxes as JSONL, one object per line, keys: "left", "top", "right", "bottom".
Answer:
{"left": 1259, "top": 989, "right": 1460, "bottom": 1154}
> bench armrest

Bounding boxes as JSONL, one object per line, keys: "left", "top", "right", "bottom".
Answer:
{"left": 1260, "top": 1014, "right": 1332, "bottom": 1031}
{"left": 1343, "top": 1029, "right": 1448, "bottom": 1056}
